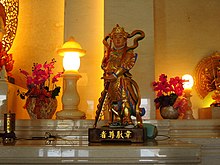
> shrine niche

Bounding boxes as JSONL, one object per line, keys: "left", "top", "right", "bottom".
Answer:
{"left": 0, "top": 0, "right": 19, "bottom": 52}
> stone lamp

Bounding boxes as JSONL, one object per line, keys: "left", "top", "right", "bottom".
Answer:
{"left": 56, "top": 37, "right": 86, "bottom": 119}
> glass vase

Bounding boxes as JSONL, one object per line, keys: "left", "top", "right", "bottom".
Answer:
{"left": 160, "top": 106, "right": 179, "bottom": 119}
{"left": 25, "top": 97, "right": 57, "bottom": 119}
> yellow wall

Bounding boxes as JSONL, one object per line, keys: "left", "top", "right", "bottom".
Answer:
{"left": 9, "top": 0, "right": 64, "bottom": 118}
{"left": 154, "top": 0, "right": 220, "bottom": 118}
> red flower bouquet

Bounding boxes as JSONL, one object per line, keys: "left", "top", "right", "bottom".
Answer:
{"left": 17, "top": 58, "right": 63, "bottom": 100}
{"left": 152, "top": 74, "right": 188, "bottom": 115}
{"left": 17, "top": 59, "right": 63, "bottom": 119}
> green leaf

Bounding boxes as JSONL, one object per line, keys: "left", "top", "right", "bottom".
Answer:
{"left": 51, "top": 87, "right": 61, "bottom": 99}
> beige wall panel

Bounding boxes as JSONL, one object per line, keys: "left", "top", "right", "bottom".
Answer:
{"left": 104, "top": 0, "right": 155, "bottom": 118}
{"left": 64, "top": 0, "right": 104, "bottom": 119}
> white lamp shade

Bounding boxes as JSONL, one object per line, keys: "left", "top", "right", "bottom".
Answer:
{"left": 182, "top": 74, "right": 194, "bottom": 89}
{"left": 63, "top": 52, "right": 80, "bottom": 71}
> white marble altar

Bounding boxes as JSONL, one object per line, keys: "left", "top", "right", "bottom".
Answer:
{"left": 0, "top": 119, "right": 219, "bottom": 164}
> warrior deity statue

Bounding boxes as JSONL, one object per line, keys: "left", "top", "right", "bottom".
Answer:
{"left": 94, "top": 24, "right": 145, "bottom": 128}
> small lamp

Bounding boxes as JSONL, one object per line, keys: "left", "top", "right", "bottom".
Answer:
{"left": 56, "top": 37, "right": 86, "bottom": 119}
{"left": 182, "top": 74, "right": 194, "bottom": 119}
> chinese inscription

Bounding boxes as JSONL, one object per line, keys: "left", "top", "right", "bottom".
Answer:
{"left": 100, "top": 130, "right": 132, "bottom": 140}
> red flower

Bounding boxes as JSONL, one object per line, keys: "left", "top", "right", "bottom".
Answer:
{"left": 52, "top": 72, "right": 63, "bottom": 83}
{"left": 152, "top": 74, "right": 188, "bottom": 113}
{"left": 0, "top": 49, "right": 14, "bottom": 73}
{"left": 18, "top": 59, "right": 63, "bottom": 100}
{"left": 153, "top": 74, "right": 185, "bottom": 97}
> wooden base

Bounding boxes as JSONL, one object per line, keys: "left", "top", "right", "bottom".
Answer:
{"left": 88, "top": 127, "right": 145, "bottom": 143}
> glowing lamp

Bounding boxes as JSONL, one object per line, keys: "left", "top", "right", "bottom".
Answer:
{"left": 57, "top": 37, "right": 85, "bottom": 72}
{"left": 56, "top": 37, "right": 86, "bottom": 119}
{"left": 182, "top": 74, "right": 194, "bottom": 90}
{"left": 182, "top": 74, "right": 194, "bottom": 119}
{"left": 63, "top": 52, "right": 80, "bottom": 71}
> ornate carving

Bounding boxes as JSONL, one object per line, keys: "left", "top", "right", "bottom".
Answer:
{"left": 0, "top": 0, "right": 19, "bottom": 52}
{"left": 195, "top": 51, "right": 220, "bottom": 98}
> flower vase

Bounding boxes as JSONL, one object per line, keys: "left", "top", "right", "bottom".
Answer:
{"left": 160, "top": 106, "right": 179, "bottom": 119}
{"left": 25, "top": 97, "right": 57, "bottom": 119}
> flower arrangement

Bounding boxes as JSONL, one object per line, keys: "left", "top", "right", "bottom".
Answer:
{"left": 0, "top": 43, "right": 14, "bottom": 74}
{"left": 17, "top": 58, "right": 63, "bottom": 100}
{"left": 152, "top": 74, "right": 188, "bottom": 115}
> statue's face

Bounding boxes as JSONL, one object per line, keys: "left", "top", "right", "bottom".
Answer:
{"left": 112, "top": 33, "right": 126, "bottom": 48}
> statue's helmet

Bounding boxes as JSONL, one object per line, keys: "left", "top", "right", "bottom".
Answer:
{"left": 110, "top": 24, "right": 128, "bottom": 39}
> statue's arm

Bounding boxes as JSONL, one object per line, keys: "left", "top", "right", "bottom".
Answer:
{"left": 114, "top": 51, "right": 137, "bottom": 77}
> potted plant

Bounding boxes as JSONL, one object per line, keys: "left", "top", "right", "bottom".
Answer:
{"left": 17, "top": 58, "right": 63, "bottom": 119}
{"left": 152, "top": 74, "right": 188, "bottom": 119}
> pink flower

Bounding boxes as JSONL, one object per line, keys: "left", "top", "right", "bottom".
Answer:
{"left": 18, "top": 59, "right": 63, "bottom": 100}
{"left": 0, "top": 50, "right": 14, "bottom": 73}
{"left": 153, "top": 74, "right": 187, "bottom": 109}
{"left": 26, "top": 76, "right": 33, "bottom": 85}
{"left": 52, "top": 72, "right": 63, "bottom": 83}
